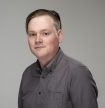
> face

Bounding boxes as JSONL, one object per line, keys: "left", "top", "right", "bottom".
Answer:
{"left": 27, "top": 15, "right": 63, "bottom": 61}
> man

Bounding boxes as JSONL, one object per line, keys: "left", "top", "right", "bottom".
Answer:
{"left": 18, "top": 9, "right": 98, "bottom": 108}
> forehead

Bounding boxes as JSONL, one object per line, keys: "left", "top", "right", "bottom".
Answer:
{"left": 28, "top": 15, "right": 55, "bottom": 31}
{"left": 29, "top": 15, "right": 54, "bottom": 26}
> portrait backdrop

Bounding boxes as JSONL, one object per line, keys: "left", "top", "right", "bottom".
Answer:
{"left": 0, "top": 0, "right": 104, "bottom": 108}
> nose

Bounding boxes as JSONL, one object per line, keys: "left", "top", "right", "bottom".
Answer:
{"left": 35, "top": 34, "right": 43, "bottom": 44}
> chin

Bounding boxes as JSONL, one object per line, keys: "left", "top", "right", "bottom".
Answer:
{"left": 34, "top": 53, "right": 48, "bottom": 59}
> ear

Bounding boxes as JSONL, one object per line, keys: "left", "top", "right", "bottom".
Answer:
{"left": 58, "top": 29, "right": 64, "bottom": 43}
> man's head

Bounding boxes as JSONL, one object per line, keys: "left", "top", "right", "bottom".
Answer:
{"left": 26, "top": 9, "right": 63, "bottom": 65}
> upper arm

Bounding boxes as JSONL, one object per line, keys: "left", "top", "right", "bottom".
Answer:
{"left": 69, "top": 66, "right": 98, "bottom": 108}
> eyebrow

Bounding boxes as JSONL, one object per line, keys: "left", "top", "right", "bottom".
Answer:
{"left": 28, "top": 29, "right": 51, "bottom": 33}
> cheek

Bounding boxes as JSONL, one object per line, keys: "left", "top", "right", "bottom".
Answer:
{"left": 46, "top": 37, "right": 59, "bottom": 47}
{"left": 28, "top": 38, "right": 33, "bottom": 46}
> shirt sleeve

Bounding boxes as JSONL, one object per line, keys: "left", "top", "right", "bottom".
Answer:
{"left": 69, "top": 66, "right": 98, "bottom": 108}
{"left": 18, "top": 78, "right": 23, "bottom": 108}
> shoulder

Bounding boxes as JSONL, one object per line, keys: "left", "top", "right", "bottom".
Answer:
{"left": 63, "top": 54, "right": 85, "bottom": 69}
{"left": 63, "top": 55, "right": 98, "bottom": 89}
{"left": 63, "top": 54, "right": 96, "bottom": 88}
{"left": 22, "top": 62, "right": 37, "bottom": 78}
{"left": 24, "top": 62, "right": 36, "bottom": 72}
{"left": 62, "top": 54, "right": 93, "bottom": 79}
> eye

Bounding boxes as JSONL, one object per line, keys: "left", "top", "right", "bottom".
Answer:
{"left": 42, "top": 32, "right": 50, "bottom": 36}
{"left": 28, "top": 33, "right": 36, "bottom": 37}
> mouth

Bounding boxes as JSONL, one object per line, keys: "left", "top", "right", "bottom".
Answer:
{"left": 34, "top": 46, "right": 45, "bottom": 49}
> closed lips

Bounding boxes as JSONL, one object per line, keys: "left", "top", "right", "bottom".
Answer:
{"left": 34, "top": 46, "right": 45, "bottom": 49}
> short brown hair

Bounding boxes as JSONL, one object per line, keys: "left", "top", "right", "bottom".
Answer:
{"left": 26, "top": 9, "right": 62, "bottom": 33}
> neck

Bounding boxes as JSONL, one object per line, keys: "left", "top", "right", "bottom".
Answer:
{"left": 38, "top": 48, "right": 59, "bottom": 68}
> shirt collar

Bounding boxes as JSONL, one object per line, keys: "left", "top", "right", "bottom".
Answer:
{"left": 46, "top": 47, "right": 64, "bottom": 72}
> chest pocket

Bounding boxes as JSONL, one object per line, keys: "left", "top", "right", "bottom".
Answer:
{"left": 45, "top": 90, "right": 64, "bottom": 108}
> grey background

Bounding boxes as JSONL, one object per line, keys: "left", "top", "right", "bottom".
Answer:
{"left": 0, "top": 0, "right": 104, "bottom": 108}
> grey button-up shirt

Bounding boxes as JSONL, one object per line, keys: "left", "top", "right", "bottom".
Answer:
{"left": 18, "top": 49, "right": 98, "bottom": 108}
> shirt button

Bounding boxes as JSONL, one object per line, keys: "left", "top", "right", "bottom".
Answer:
{"left": 38, "top": 91, "right": 41, "bottom": 95}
